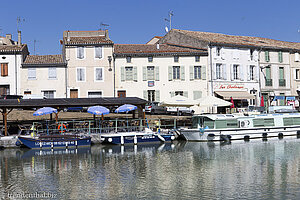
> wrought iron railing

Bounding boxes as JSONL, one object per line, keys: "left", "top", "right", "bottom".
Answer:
{"left": 279, "top": 79, "right": 286, "bottom": 87}
{"left": 265, "top": 79, "right": 272, "bottom": 86}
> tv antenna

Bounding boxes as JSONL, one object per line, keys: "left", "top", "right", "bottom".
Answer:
{"left": 164, "top": 11, "right": 174, "bottom": 32}
{"left": 17, "top": 16, "right": 25, "bottom": 32}
{"left": 99, "top": 22, "right": 109, "bottom": 30}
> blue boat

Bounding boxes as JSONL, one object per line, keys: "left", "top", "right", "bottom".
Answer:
{"left": 16, "top": 135, "right": 91, "bottom": 149}
{"left": 100, "top": 128, "right": 176, "bottom": 145}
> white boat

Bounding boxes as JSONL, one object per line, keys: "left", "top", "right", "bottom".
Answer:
{"left": 179, "top": 113, "right": 300, "bottom": 141}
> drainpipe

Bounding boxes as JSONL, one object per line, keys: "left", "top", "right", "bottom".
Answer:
{"left": 15, "top": 52, "right": 17, "bottom": 95}
{"left": 209, "top": 42, "right": 214, "bottom": 96}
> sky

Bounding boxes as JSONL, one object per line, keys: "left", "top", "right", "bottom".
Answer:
{"left": 1, "top": 0, "right": 300, "bottom": 55}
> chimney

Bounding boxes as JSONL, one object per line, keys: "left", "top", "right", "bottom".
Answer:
{"left": 6, "top": 34, "right": 12, "bottom": 40}
{"left": 156, "top": 43, "right": 160, "bottom": 50}
{"left": 105, "top": 30, "right": 109, "bottom": 39}
{"left": 18, "top": 31, "right": 21, "bottom": 45}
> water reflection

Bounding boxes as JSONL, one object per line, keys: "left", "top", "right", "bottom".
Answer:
{"left": 1, "top": 138, "right": 300, "bottom": 199}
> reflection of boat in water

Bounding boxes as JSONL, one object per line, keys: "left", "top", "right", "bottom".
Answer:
{"left": 20, "top": 147, "right": 91, "bottom": 159}
{"left": 100, "top": 128, "right": 176, "bottom": 145}
{"left": 16, "top": 134, "right": 91, "bottom": 149}
{"left": 100, "top": 142, "right": 176, "bottom": 156}
{"left": 180, "top": 113, "right": 300, "bottom": 142}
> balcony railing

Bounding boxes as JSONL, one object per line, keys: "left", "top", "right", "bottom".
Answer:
{"left": 279, "top": 79, "right": 286, "bottom": 87}
{"left": 265, "top": 79, "right": 272, "bottom": 86}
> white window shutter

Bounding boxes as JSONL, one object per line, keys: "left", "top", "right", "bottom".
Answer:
{"left": 240, "top": 65, "right": 244, "bottom": 81}
{"left": 121, "top": 67, "right": 125, "bottom": 82}
{"left": 155, "top": 90, "right": 160, "bottom": 102}
{"left": 168, "top": 66, "right": 173, "bottom": 81}
{"left": 230, "top": 65, "right": 234, "bottom": 80}
{"left": 222, "top": 64, "right": 227, "bottom": 80}
{"left": 247, "top": 65, "right": 251, "bottom": 81}
{"left": 133, "top": 66, "right": 138, "bottom": 81}
{"left": 201, "top": 65, "right": 206, "bottom": 80}
{"left": 170, "top": 91, "right": 175, "bottom": 97}
{"left": 189, "top": 66, "right": 194, "bottom": 81}
{"left": 180, "top": 66, "right": 185, "bottom": 81}
{"left": 294, "top": 69, "right": 297, "bottom": 80}
{"left": 193, "top": 91, "right": 202, "bottom": 100}
{"left": 143, "top": 90, "right": 148, "bottom": 100}
{"left": 212, "top": 64, "right": 216, "bottom": 80}
{"left": 254, "top": 50, "right": 258, "bottom": 61}
{"left": 155, "top": 66, "right": 160, "bottom": 81}
{"left": 143, "top": 66, "right": 147, "bottom": 81}
{"left": 221, "top": 50, "right": 226, "bottom": 60}
{"left": 295, "top": 53, "right": 300, "bottom": 62}
{"left": 183, "top": 91, "right": 188, "bottom": 98}
{"left": 247, "top": 50, "right": 251, "bottom": 61}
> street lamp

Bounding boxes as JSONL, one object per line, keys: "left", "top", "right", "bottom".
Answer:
{"left": 108, "top": 56, "right": 112, "bottom": 71}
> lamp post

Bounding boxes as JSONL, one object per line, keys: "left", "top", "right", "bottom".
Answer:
{"left": 108, "top": 56, "right": 112, "bottom": 71}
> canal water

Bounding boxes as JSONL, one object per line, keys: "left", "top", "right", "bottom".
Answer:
{"left": 1, "top": 137, "right": 300, "bottom": 199}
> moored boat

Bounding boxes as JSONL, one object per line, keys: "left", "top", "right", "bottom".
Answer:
{"left": 179, "top": 113, "right": 300, "bottom": 142}
{"left": 16, "top": 134, "right": 91, "bottom": 149}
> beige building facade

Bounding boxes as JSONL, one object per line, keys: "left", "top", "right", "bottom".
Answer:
{"left": 63, "top": 30, "right": 114, "bottom": 98}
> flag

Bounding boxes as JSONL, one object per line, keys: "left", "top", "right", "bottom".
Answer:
{"left": 230, "top": 97, "right": 234, "bottom": 109}
{"left": 260, "top": 95, "right": 264, "bottom": 107}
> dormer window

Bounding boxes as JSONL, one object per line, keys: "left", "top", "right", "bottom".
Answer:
{"left": 174, "top": 56, "right": 179, "bottom": 63}
{"left": 126, "top": 56, "right": 132, "bottom": 63}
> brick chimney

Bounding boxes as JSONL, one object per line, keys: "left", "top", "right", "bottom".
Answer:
{"left": 18, "top": 31, "right": 21, "bottom": 45}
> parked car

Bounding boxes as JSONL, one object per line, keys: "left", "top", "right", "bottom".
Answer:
{"left": 145, "top": 102, "right": 167, "bottom": 115}
{"left": 0, "top": 95, "right": 23, "bottom": 99}
{"left": 166, "top": 107, "right": 194, "bottom": 116}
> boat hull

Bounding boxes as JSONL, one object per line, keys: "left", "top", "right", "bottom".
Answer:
{"left": 101, "top": 133, "right": 175, "bottom": 145}
{"left": 17, "top": 136, "right": 91, "bottom": 149}
{"left": 180, "top": 126, "right": 300, "bottom": 142}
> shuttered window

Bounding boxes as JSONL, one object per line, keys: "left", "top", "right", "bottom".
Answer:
{"left": 77, "top": 47, "right": 84, "bottom": 59}
{"left": 95, "top": 47, "right": 103, "bottom": 59}
{"left": 278, "top": 51, "right": 283, "bottom": 63}
{"left": 125, "top": 67, "right": 133, "bottom": 81}
{"left": 194, "top": 66, "right": 201, "bottom": 79}
{"left": 28, "top": 68, "right": 36, "bottom": 80}
{"left": 1, "top": 63, "right": 8, "bottom": 77}
{"left": 173, "top": 66, "right": 180, "bottom": 79}
{"left": 147, "top": 66, "right": 155, "bottom": 80}
{"left": 265, "top": 51, "right": 270, "bottom": 62}
{"left": 88, "top": 91, "right": 102, "bottom": 98}
{"left": 77, "top": 68, "right": 85, "bottom": 82}
{"left": 48, "top": 67, "right": 57, "bottom": 79}
{"left": 95, "top": 68, "right": 103, "bottom": 81}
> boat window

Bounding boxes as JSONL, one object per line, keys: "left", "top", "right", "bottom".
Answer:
{"left": 192, "top": 117, "right": 201, "bottom": 128}
{"left": 283, "top": 117, "right": 300, "bottom": 126}
{"left": 253, "top": 118, "right": 275, "bottom": 127}
{"left": 215, "top": 120, "right": 239, "bottom": 129}
{"left": 203, "top": 118, "right": 214, "bottom": 129}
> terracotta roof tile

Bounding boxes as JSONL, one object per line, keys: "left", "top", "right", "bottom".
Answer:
{"left": 23, "top": 55, "right": 65, "bottom": 65}
{"left": 173, "top": 29, "right": 300, "bottom": 50}
{"left": 0, "top": 44, "right": 27, "bottom": 53}
{"left": 114, "top": 44, "right": 207, "bottom": 55}
{"left": 64, "top": 36, "right": 113, "bottom": 45}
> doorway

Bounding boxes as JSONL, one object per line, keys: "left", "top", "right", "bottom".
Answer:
{"left": 70, "top": 89, "right": 78, "bottom": 98}
{"left": 118, "top": 90, "right": 126, "bottom": 98}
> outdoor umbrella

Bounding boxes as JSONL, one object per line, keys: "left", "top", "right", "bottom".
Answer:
{"left": 115, "top": 104, "right": 137, "bottom": 113}
{"left": 33, "top": 107, "right": 57, "bottom": 116}
{"left": 87, "top": 106, "right": 110, "bottom": 133}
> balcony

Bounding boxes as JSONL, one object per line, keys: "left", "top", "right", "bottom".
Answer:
{"left": 265, "top": 79, "right": 272, "bottom": 86}
{"left": 279, "top": 79, "right": 286, "bottom": 87}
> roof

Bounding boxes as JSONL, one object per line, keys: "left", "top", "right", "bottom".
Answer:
{"left": 0, "top": 44, "right": 28, "bottom": 53}
{"left": 114, "top": 44, "right": 207, "bottom": 56}
{"left": 64, "top": 36, "right": 113, "bottom": 45}
{"left": 0, "top": 97, "right": 148, "bottom": 109}
{"left": 172, "top": 29, "right": 300, "bottom": 50}
{"left": 23, "top": 55, "right": 65, "bottom": 66}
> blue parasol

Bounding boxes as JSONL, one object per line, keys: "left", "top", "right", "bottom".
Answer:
{"left": 115, "top": 104, "right": 137, "bottom": 113}
{"left": 87, "top": 106, "right": 110, "bottom": 115}
{"left": 33, "top": 107, "right": 57, "bottom": 116}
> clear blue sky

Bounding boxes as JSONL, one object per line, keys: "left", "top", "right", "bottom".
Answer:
{"left": 1, "top": 0, "right": 300, "bottom": 55}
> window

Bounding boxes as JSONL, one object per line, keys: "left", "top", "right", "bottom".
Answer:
{"left": 296, "top": 69, "right": 300, "bottom": 80}
{"left": 48, "top": 67, "right": 57, "bottom": 79}
{"left": 216, "top": 64, "right": 222, "bottom": 79}
{"left": 76, "top": 68, "right": 85, "bottom": 82}
{"left": 77, "top": 46, "right": 84, "bottom": 59}
{"left": 279, "top": 67, "right": 285, "bottom": 86}
{"left": 43, "top": 91, "right": 54, "bottom": 99}
{"left": 265, "top": 51, "right": 270, "bottom": 62}
{"left": 265, "top": 66, "right": 272, "bottom": 86}
{"left": 250, "top": 49, "right": 254, "bottom": 60}
{"left": 250, "top": 90, "right": 256, "bottom": 106}
{"left": 233, "top": 65, "right": 239, "bottom": 80}
{"left": 278, "top": 51, "right": 283, "bottom": 63}
{"left": 195, "top": 56, "right": 200, "bottom": 62}
{"left": 173, "top": 66, "right": 180, "bottom": 79}
{"left": 1, "top": 63, "right": 8, "bottom": 77}
{"left": 28, "top": 68, "right": 36, "bottom": 80}
{"left": 250, "top": 65, "right": 255, "bottom": 80}
{"left": 125, "top": 66, "right": 133, "bottom": 81}
{"left": 95, "top": 68, "right": 103, "bottom": 81}
{"left": 194, "top": 66, "right": 201, "bottom": 79}
{"left": 24, "top": 91, "right": 31, "bottom": 95}
{"left": 147, "top": 90, "right": 155, "bottom": 102}
{"left": 216, "top": 47, "right": 221, "bottom": 56}
{"left": 147, "top": 66, "right": 155, "bottom": 80}
{"left": 175, "top": 91, "right": 183, "bottom": 96}
{"left": 126, "top": 56, "right": 131, "bottom": 63}
{"left": 95, "top": 46, "right": 103, "bottom": 59}
{"left": 174, "top": 56, "right": 179, "bottom": 63}
{"left": 148, "top": 56, "right": 153, "bottom": 63}
{"left": 88, "top": 91, "right": 102, "bottom": 98}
